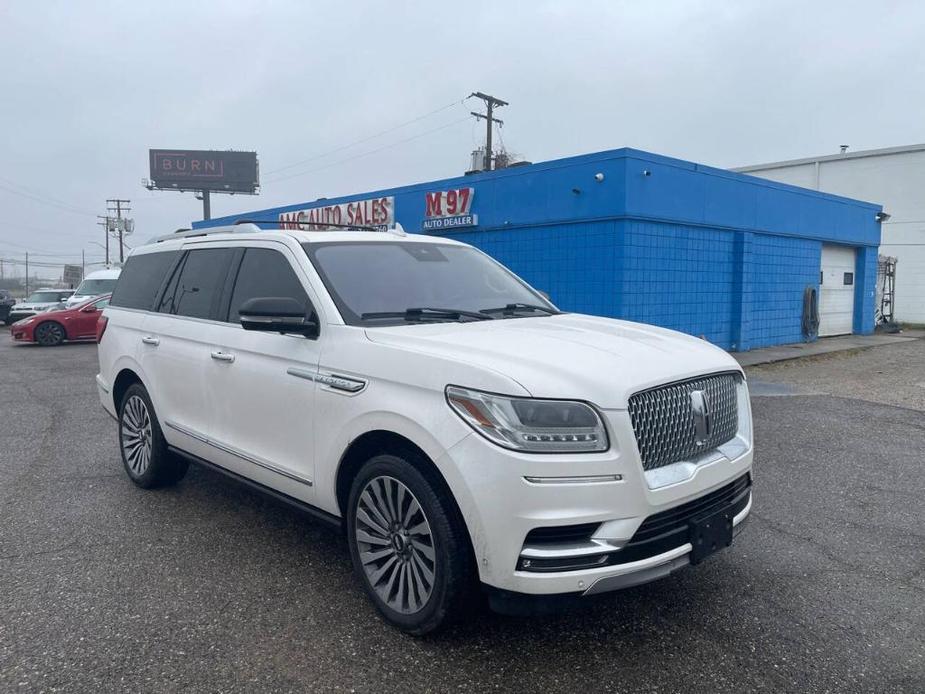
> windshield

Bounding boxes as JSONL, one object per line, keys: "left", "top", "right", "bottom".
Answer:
{"left": 74, "top": 278, "right": 118, "bottom": 296}
{"left": 304, "top": 241, "right": 554, "bottom": 325}
{"left": 25, "top": 291, "right": 66, "bottom": 303}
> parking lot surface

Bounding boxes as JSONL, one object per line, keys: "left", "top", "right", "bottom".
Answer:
{"left": 1, "top": 338, "right": 923, "bottom": 693}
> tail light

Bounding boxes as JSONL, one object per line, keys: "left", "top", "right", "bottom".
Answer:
{"left": 96, "top": 314, "right": 108, "bottom": 343}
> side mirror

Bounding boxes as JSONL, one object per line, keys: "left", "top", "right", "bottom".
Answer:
{"left": 81, "top": 305, "right": 98, "bottom": 313}
{"left": 239, "top": 297, "right": 319, "bottom": 338}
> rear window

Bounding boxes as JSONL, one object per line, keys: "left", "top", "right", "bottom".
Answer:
{"left": 158, "top": 248, "right": 234, "bottom": 320}
{"left": 75, "top": 278, "right": 119, "bottom": 296}
{"left": 110, "top": 251, "right": 178, "bottom": 311}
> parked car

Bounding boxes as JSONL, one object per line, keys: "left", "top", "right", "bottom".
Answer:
{"left": 64, "top": 267, "right": 121, "bottom": 308}
{"left": 11, "top": 294, "right": 111, "bottom": 346}
{"left": 8, "top": 288, "right": 74, "bottom": 324}
{"left": 0, "top": 289, "right": 15, "bottom": 325}
{"left": 97, "top": 223, "right": 753, "bottom": 634}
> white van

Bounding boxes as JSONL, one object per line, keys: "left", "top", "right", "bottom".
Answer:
{"left": 66, "top": 267, "right": 121, "bottom": 308}
{"left": 97, "top": 223, "right": 753, "bottom": 634}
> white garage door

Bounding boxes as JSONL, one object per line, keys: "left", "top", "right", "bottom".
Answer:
{"left": 819, "top": 244, "right": 856, "bottom": 337}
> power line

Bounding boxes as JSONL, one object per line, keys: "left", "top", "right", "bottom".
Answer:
{"left": 267, "top": 116, "right": 473, "bottom": 185}
{"left": 264, "top": 99, "right": 468, "bottom": 177}
{"left": 0, "top": 177, "right": 97, "bottom": 217}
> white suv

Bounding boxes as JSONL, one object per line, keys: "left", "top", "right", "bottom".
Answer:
{"left": 97, "top": 222, "right": 753, "bottom": 634}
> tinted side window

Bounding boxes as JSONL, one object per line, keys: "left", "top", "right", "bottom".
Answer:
{"left": 110, "top": 251, "right": 178, "bottom": 310}
{"left": 227, "top": 248, "right": 310, "bottom": 322}
{"left": 162, "top": 248, "right": 234, "bottom": 320}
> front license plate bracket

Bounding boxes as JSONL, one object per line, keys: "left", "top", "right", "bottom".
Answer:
{"left": 689, "top": 507, "right": 734, "bottom": 565}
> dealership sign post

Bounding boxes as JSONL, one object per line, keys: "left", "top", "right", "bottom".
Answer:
{"left": 145, "top": 149, "right": 259, "bottom": 220}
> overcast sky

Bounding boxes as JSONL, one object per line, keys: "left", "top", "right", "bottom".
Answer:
{"left": 1, "top": 0, "right": 922, "bottom": 278}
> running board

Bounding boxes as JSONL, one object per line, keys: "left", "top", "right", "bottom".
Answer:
{"left": 168, "top": 446, "right": 342, "bottom": 531}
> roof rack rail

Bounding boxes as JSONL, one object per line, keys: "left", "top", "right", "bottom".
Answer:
{"left": 234, "top": 218, "right": 379, "bottom": 231}
{"left": 148, "top": 223, "right": 261, "bottom": 244}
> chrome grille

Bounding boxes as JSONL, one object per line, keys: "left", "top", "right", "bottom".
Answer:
{"left": 628, "top": 372, "right": 740, "bottom": 471}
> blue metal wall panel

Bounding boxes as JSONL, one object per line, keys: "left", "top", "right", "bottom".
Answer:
{"left": 854, "top": 247, "right": 878, "bottom": 334}
{"left": 744, "top": 235, "right": 821, "bottom": 349}
{"left": 447, "top": 221, "right": 622, "bottom": 317}
{"left": 617, "top": 220, "right": 737, "bottom": 348}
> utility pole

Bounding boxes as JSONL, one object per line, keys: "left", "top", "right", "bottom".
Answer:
{"left": 81, "top": 250, "right": 85, "bottom": 279}
{"left": 107, "top": 199, "right": 131, "bottom": 263}
{"left": 97, "top": 216, "right": 111, "bottom": 266}
{"left": 25, "top": 252, "right": 29, "bottom": 297}
{"left": 469, "top": 92, "right": 508, "bottom": 171}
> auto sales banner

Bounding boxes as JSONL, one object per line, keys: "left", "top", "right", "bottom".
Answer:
{"left": 278, "top": 196, "right": 394, "bottom": 230}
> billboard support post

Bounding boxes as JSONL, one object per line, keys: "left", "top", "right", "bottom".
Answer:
{"left": 202, "top": 189, "right": 211, "bottom": 220}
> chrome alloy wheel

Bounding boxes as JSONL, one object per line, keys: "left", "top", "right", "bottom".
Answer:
{"left": 355, "top": 475, "right": 436, "bottom": 614}
{"left": 121, "top": 395, "right": 153, "bottom": 476}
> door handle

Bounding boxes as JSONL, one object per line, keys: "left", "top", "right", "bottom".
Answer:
{"left": 210, "top": 350, "right": 235, "bottom": 363}
{"left": 141, "top": 336, "right": 159, "bottom": 346}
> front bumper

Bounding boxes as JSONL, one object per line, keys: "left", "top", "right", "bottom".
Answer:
{"left": 439, "top": 401, "right": 753, "bottom": 597}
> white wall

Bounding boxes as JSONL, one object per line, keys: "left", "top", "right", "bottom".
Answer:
{"left": 738, "top": 149, "right": 925, "bottom": 323}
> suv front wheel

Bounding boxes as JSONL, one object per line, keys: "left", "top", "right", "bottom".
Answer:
{"left": 346, "top": 454, "right": 476, "bottom": 635}
{"left": 118, "top": 383, "right": 189, "bottom": 488}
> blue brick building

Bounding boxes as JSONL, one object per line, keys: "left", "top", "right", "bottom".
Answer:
{"left": 195, "top": 148, "right": 882, "bottom": 351}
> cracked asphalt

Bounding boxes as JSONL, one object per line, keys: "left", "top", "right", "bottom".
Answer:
{"left": 1, "top": 337, "right": 923, "bottom": 693}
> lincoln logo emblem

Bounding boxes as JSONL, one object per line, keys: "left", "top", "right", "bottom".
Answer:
{"left": 690, "top": 390, "right": 712, "bottom": 445}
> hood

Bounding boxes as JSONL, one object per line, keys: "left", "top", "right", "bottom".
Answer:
{"left": 364, "top": 314, "right": 741, "bottom": 409}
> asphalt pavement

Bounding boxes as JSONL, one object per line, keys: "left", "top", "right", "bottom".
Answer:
{"left": 1, "top": 338, "right": 923, "bottom": 693}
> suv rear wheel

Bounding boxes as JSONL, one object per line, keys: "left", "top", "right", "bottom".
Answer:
{"left": 346, "top": 454, "right": 476, "bottom": 635}
{"left": 118, "top": 383, "right": 188, "bottom": 488}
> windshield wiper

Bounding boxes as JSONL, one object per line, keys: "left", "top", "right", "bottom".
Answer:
{"left": 479, "top": 303, "right": 559, "bottom": 317}
{"left": 361, "top": 307, "right": 493, "bottom": 322}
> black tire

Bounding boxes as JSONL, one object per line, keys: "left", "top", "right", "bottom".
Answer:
{"left": 346, "top": 453, "right": 476, "bottom": 635}
{"left": 117, "top": 383, "right": 188, "bottom": 489}
{"left": 34, "top": 321, "right": 65, "bottom": 346}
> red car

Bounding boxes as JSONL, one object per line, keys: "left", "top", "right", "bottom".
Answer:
{"left": 11, "top": 294, "right": 111, "bottom": 346}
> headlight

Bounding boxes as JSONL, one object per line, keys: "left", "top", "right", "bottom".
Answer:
{"left": 445, "top": 386, "right": 609, "bottom": 453}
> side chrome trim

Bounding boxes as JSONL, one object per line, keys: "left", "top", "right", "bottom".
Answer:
{"left": 165, "top": 419, "right": 208, "bottom": 443}
{"left": 164, "top": 420, "right": 312, "bottom": 487}
{"left": 287, "top": 367, "right": 367, "bottom": 394}
{"left": 524, "top": 474, "right": 623, "bottom": 485}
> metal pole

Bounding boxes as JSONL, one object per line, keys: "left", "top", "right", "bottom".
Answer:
{"left": 485, "top": 101, "right": 493, "bottom": 171}
{"left": 25, "top": 252, "right": 29, "bottom": 297}
{"left": 202, "top": 189, "right": 211, "bottom": 220}
{"left": 469, "top": 92, "right": 507, "bottom": 172}
{"left": 117, "top": 200, "right": 124, "bottom": 263}
{"left": 82, "top": 250, "right": 85, "bottom": 279}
